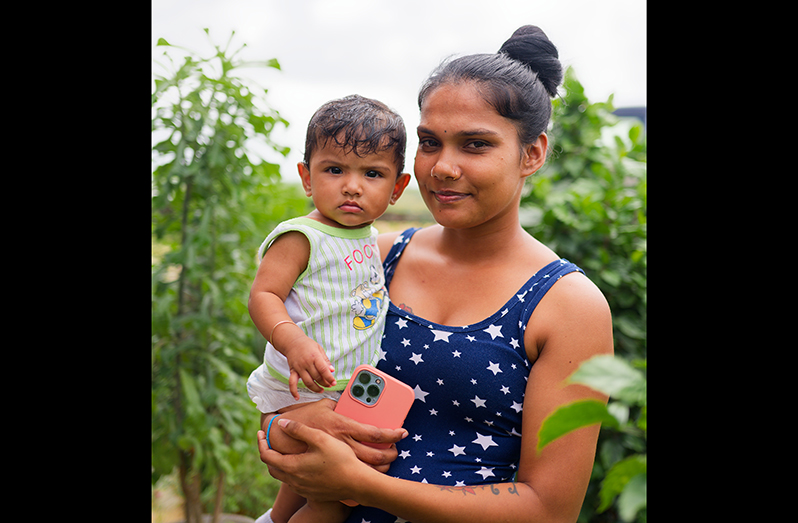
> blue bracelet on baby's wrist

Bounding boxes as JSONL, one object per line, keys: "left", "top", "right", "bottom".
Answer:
{"left": 265, "top": 414, "right": 281, "bottom": 450}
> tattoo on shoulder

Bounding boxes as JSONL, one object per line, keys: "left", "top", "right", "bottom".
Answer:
{"left": 437, "top": 482, "right": 521, "bottom": 496}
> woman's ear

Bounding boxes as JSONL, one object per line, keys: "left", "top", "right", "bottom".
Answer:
{"left": 521, "top": 133, "right": 548, "bottom": 178}
{"left": 297, "top": 162, "right": 312, "bottom": 196}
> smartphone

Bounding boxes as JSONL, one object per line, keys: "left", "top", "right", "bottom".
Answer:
{"left": 334, "top": 364, "right": 415, "bottom": 450}
{"left": 334, "top": 364, "right": 415, "bottom": 508}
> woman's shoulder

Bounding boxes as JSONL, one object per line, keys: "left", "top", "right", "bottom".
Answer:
{"left": 527, "top": 267, "right": 613, "bottom": 357}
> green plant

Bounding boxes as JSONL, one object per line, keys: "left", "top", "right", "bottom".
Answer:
{"left": 522, "top": 67, "right": 646, "bottom": 362}
{"left": 523, "top": 68, "right": 646, "bottom": 522}
{"left": 151, "top": 29, "right": 306, "bottom": 522}
{"left": 538, "top": 355, "right": 647, "bottom": 522}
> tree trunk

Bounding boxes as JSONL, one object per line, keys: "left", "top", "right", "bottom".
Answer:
{"left": 211, "top": 470, "right": 225, "bottom": 523}
{"left": 179, "top": 456, "right": 204, "bottom": 523}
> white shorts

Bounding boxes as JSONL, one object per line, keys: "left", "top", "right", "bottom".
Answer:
{"left": 246, "top": 363, "right": 342, "bottom": 414}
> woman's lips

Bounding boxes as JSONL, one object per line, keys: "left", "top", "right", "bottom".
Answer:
{"left": 431, "top": 190, "right": 468, "bottom": 204}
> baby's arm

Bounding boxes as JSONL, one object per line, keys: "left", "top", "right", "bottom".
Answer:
{"left": 248, "top": 231, "right": 337, "bottom": 399}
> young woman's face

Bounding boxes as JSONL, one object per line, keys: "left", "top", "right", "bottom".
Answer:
{"left": 299, "top": 139, "right": 409, "bottom": 229}
{"left": 414, "top": 81, "right": 545, "bottom": 230}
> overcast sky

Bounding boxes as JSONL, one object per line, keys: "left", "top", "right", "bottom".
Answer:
{"left": 152, "top": 0, "right": 646, "bottom": 180}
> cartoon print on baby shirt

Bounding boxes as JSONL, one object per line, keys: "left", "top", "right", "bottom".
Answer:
{"left": 351, "top": 265, "right": 386, "bottom": 331}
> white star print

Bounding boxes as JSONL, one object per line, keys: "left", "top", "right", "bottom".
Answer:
{"left": 517, "top": 291, "right": 527, "bottom": 302}
{"left": 377, "top": 348, "right": 387, "bottom": 361}
{"left": 413, "top": 434, "right": 422, "bottom": 441}
{"left": 401, "top": 338, "right": 411, "bottom": 347}
{"left": 471, "top": 396, "right": 486, "bottom": 408}
{"left": 409, "top": 353, "right": 424, "bottom": 364}
{"left": 442, "top": 471, "right": 451, "bottom": 478}
{"left": 466, "top": 335, "right": 476, "bottom": 342}
{"left": 410, "top": 465, "right": 422, "bottom": 474}
{"left": 475, "top": 466, "right": 496, "bottom": 480}
{"left": 429, "top": 409, "right": 438, "bottom": 415}
{"left": 510, "top": 338, "right": 519, "bottom": 349}
{"left": 437, "top": 378, "right": 444, "bottom": 385}
{"left": 431, "top": 329, "right": 452, "bottom": 342}
{"left": 511, "top": 401, "right": 523, "bottom": 413}
{"left": 452, "top": 350, "right": 461, "bottom": 358}
{"left": 487, "top": 361, "right": 503, "bottom": 375}
{"left": 448, "top": 444, "right": 466, "bottom": 457}
{"left": 414, "top": 385, "right": 429, "bottom": 403}
{"left": 399, "top": 450, "right": 411, "bottom": 459}
{"left": 500, "top": 385, "right": 511, "bottom": 395}
{"left": 483, "top": 324, "right": 503, "bottom": 340}
{"left": 396, "top": 318, "right": 408, "bottom": 329}
{"left": 472, "top": 433, "right": 499, "bottom": 451}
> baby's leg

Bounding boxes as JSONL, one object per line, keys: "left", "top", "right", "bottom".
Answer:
{"left": 260, "top": 408, "right": 309, "bottom": 523}
{"left": 269, "top": 483, "right": 307, "bottom": 523}
{"left": 289, "top": 499, "right": 351, "bottom": 523}
{"left": 260, "top": 408, "right": 309, "bottom": 454}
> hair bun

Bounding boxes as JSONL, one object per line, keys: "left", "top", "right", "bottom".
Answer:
{"left": 498, "top": 25, "right": 563, "bottom": 98}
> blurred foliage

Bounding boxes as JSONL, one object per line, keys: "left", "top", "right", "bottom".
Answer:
{"left": 151, "top": 29, "right": 306, "bottom": 520}
{"left": 524, "top": 67, "right": 647, "bottom": 523}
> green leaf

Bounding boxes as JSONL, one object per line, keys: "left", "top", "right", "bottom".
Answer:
{"left": 157, "top": 38, "right": 171, "bottom": 46}
{"left": 568, "top": 355, "right": 646, "bottom": 405}
{"left": 537, "top": 399, "right": 618, "bottom": 452}
{"left": 618, "top": 473, "right": 646, "bottom": 521}
{"left": 598, "top": 454, "right": 647, "bottom": 512}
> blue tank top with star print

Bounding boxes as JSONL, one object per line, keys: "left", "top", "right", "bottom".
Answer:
{"left": 344, "top": 227, "right": 585, "bottom": 523}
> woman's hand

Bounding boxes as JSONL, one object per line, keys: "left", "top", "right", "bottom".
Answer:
{"left": 259, "top": 418, "right": 375, "bottom": 502}
{"left": 264, "top": 399, "right": 408, "bottom": 472}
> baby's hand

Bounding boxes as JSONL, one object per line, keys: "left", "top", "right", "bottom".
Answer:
{"left": 287, "top": 341, "right": 337, "bottom": 400}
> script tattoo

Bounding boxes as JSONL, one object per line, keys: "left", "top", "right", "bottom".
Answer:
{"left": 437, "top": 483, "right": 521, "bottom": 496}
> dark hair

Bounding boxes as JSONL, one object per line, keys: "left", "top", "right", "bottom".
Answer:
{"left": 303, "top": 94, "right": 406, "bottom": 175}
{"left": 417, "top": 25, "right": 563, "bottom": 147}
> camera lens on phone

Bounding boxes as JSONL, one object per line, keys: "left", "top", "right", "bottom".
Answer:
{"left": 358, "top": 372, "right": 371, "bottom": 384}
{"left": 367, "top": 385, "right": 380, "bottom": 398}
{"left": 352, "top": 385, "right": 365, "bottom": 397}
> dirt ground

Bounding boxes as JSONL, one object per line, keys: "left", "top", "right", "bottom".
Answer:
{"left": 152, "top": 473, "right": 186, "bottom": 523}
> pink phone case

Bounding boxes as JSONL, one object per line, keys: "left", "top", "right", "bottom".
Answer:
{"left": 334, "top": 364, "right": 415, "bottom": 449}
{"left": 334, "top": 364, "right": 415, "bottom": 508}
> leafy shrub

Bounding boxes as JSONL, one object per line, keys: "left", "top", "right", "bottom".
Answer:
{"left": 151, "top": 30, "right": 307, "bottom": 520}
{"left": 524, "top": 68, "right": 647, "bottom": 522}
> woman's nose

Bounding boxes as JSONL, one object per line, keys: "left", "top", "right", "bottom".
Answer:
{"left": 430, "top": 160, "right": 461, "bottom": 180}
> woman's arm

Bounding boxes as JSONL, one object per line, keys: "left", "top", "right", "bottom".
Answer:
{"left": 259, "top": 271, "right": 614, "bottom": 523}
{"left": 261, "top": 399, "right": 407, "bottom": 473}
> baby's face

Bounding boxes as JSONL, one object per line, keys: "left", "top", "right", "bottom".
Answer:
{"left": 299, "top": 141, "right": 408, "bottom": 229}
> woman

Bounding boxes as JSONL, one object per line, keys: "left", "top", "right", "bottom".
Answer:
{"left": 258, "top": 25, "right": 614, "bottom": 523}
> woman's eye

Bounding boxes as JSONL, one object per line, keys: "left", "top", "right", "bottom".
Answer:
{"left": 418, "top": 138, "right": 439, "bottom": 149}
{"left": 466, "top": 140, "right": 489, "bottom": 149}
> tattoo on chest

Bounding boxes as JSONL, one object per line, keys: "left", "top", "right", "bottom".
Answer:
{"left": 397, "top": 303, "right": 413, "bottom": 314}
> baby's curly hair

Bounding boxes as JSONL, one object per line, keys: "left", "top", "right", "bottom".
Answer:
{"left": 303, "top": 94, "right": 406, "bottom": 175}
